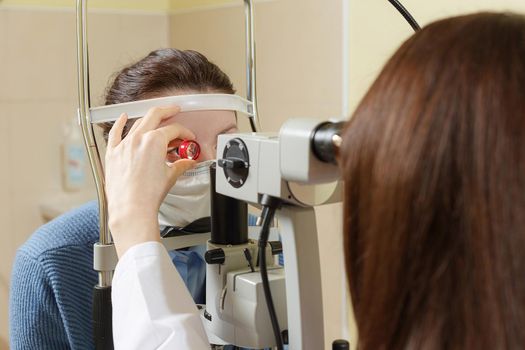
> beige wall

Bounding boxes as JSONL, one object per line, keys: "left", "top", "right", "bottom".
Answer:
{"left": 170, "top": 1, "right": 348, "bottom": 348}
{"left": 0, "top": 6, "right": 169, "bottom": 346}
{"left": 349, "top": 0, "right": 525, "bottom": 112}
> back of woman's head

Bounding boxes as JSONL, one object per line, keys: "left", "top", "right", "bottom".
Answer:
{"left": 101, "top": 48, "right": 235, "bottom": 139}
{"left": 340, "top": 12, "right": 525, "bottom": 349}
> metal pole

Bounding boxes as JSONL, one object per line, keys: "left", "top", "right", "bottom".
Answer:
{"left": 76, "top": 1, "right": 114, "bottom": 348}
{"left": 244, "top": 0, "right": 261, "bottom": 132}
{"left": 76, "top": 0, "right": 112, "bottom": 286}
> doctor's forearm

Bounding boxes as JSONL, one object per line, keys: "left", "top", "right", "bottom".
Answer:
{"left": 108, "top": 207, "right": 160, "bottom": 258}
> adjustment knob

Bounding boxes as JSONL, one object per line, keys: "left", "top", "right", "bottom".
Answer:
{"left": 205, "top": 248, "right": 225, "bottom": 265}
{"left": 218, "top": 138, "right": 250, "bottom": 188}
{"left": 218, "top": 158, "right": 248, "bottom": 169}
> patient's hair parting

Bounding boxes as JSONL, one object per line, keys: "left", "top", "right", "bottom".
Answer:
{"left": 340, "top": 12, "right": 525, "bottom": 350}
{"left": 101, "top": 48, "right": 235, "bottom": 140}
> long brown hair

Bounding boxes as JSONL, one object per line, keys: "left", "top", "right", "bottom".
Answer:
{"left": 340, "top": 12, "right": 525, "bottom": 349}
{"left": 100, "top": 48, "right": 235, "bottom": 140}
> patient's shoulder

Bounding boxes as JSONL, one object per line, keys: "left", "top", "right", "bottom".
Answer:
{"left": 18, "top": 201, "right": 100, "bottom": 258}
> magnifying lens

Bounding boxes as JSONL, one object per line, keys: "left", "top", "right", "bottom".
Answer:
{"left": 168, "top": 139, "right": 201, "bottom": 160}
{"left": 177, "top": 140, "right": 201, "bottom": 160}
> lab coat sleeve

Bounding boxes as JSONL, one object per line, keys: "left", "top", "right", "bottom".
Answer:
{"left": 112, "top": 241, "right": 210, "bottom": 350}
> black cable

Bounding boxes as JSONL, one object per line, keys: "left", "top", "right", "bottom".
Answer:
{"left": 258, "top": 197, "right": 283, "bottom": 350}
{"left": 388, "top": 0, "right": 421, "bottom": 32}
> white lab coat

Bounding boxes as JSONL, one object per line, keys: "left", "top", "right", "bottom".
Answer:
{"left": 112, "top": 241, "right": 209, "bottom": 349}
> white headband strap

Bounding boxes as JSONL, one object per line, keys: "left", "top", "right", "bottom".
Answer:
{"left": 88, "top": 93, "right": 254, "bottom": 124}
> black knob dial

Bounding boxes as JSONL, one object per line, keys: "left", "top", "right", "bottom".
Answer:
{"left": 205, "top": 248, "right": 226, "bottom": 265}
{"left": 218, "top": 138, "right": 250, "bottom": 188}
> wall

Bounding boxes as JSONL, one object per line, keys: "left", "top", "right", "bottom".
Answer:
{"left": 169, "top": 1, "right": 349, "bottom": 348}
{"left": 349, "top": 0, "right": 525, "bottom": 111}
{"left": 0, "top": 4, "right": 169, "bottom": 346}
{"left": 0, "top": 0, "right": 239, "bottom": 12}
{"left": 0, "top": 0, "right": 171, "bottom": 11}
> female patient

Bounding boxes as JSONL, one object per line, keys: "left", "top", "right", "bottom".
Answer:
{"left": 9, "top": 48, "right": 238, "bottom": 349}
{"left": 104, "top": 12, "right": 525, "bottom": 349}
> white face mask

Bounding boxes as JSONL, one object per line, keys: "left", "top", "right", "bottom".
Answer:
{"left": 158, "top": 160, "right": 214, "bottom": 228}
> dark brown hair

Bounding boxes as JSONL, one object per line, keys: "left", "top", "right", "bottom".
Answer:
{"left": 101, "top": 48, "right": 235, "bottom": 140}
{"left": 340, "top": 12, "right": 525, "bottom": 349}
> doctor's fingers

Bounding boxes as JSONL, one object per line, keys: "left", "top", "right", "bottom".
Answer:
{"left": 167, "top": 159, "right": 196, "bottom": 187}
{"left": 149, "top": 122, "right": 196, "bottom": 146}
{"left": 107, "top": 113, "right": 128, "bottom": 148}
{"left": 127, "top": 118, "right": 143, "bottom": 135}
{"left": 135, "top": 105, "right": 183, "bottom": 134}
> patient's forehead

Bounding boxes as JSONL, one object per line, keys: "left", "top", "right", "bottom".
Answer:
{"left": 161, "top": 110, "right": 237, "bottom": 132}
{"left": 146, "top": 90, "right": 238, "bottom": 132}
{"left": 173, "top": 110, "right": 236, "bottom": 124}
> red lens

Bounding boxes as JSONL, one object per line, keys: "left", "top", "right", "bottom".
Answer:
{"left": 178, "top": 140, "right": 201, "bottom": 160}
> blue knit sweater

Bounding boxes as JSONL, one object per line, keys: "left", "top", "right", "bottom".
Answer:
{"left": 9, "top": 201, "right": 206, "bottom": 350}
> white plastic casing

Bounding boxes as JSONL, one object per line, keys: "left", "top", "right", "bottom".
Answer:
{"left": 203, "top": 241, "right": 285, "bottom": 348}
{"left": 280, "top": 118, "right": 340, "bottom": 184}
{"left": 89, "top": 94, "right": 253, "bottom": 124}
{"left": 216, "top": 118, "right": 341, "bottom": 206}
{"left": 224, "top": 268, "right": 287, "bottom": 348}
{"left": 216, "top": 133, "right": 295, "bottom": 205}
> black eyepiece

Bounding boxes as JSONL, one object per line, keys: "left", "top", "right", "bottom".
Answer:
{"left": 311, "top": 121, "right": 345, "bottom": 165}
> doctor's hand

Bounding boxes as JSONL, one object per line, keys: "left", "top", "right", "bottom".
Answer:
{"left": 105, "top": 106, "right": 197, "bottom": 257}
